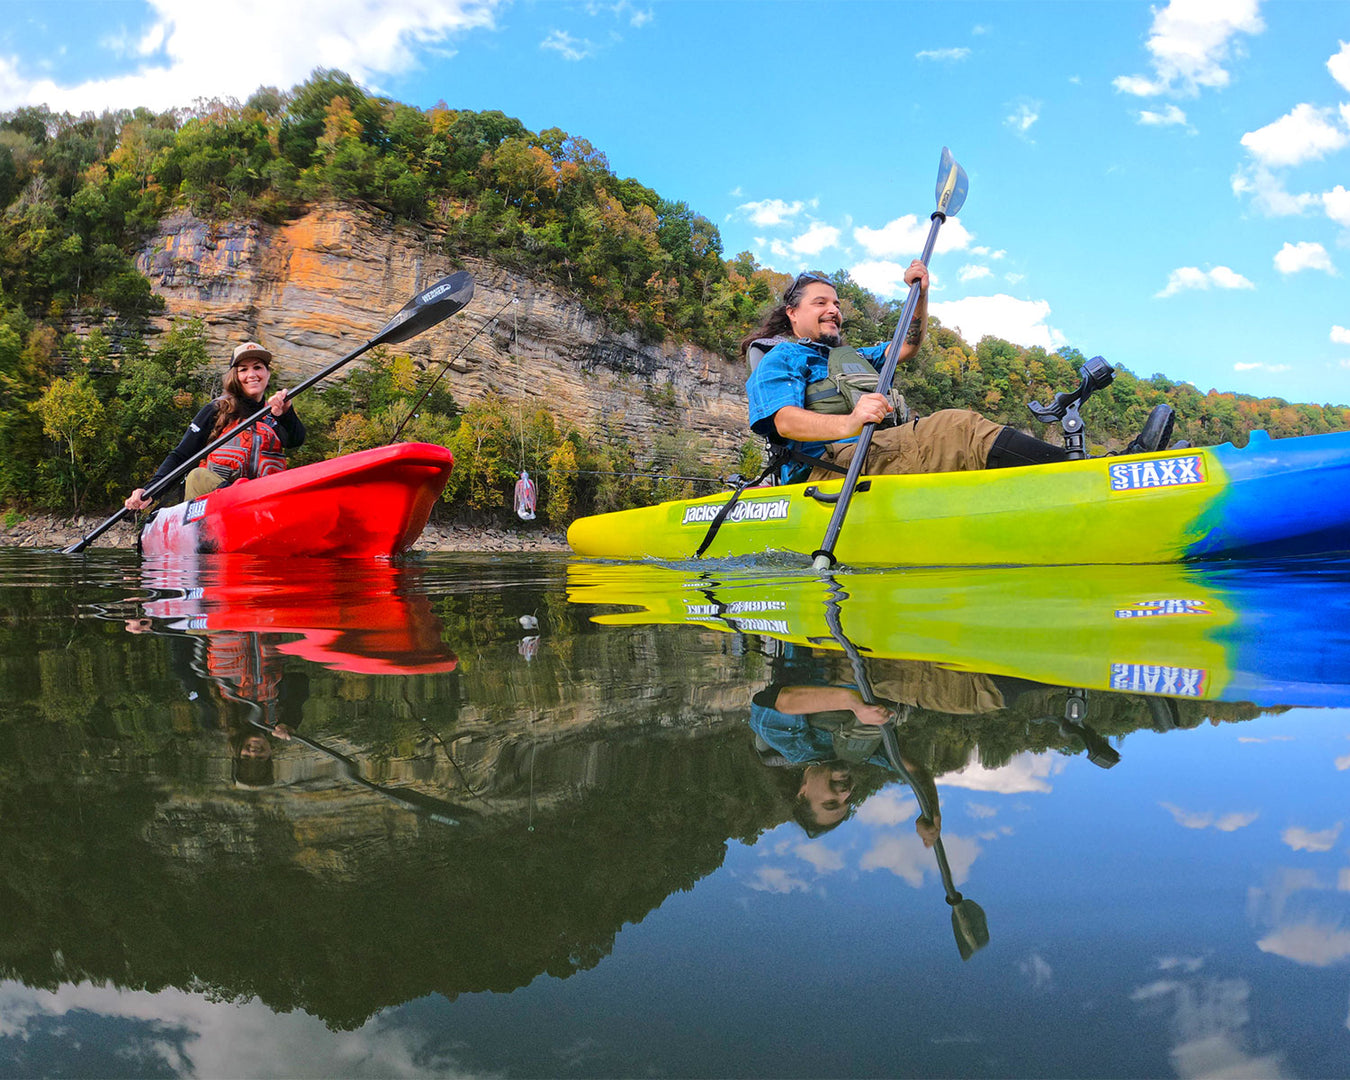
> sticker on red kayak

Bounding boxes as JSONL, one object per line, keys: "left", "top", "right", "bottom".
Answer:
{"left": 1114, "top": 599, "right": 1211, "bottom": 618}
{"left": 1109, "top": 663, "right": 1207, "bottom": 697}
{"left": 1108, "top": 455, "right": 1206, "bottom": 492}
{"left": 681, "top": 498, "right": 790, "bottom": 526}
{"left": 184, "top": 497, "right": 209, "bottom": 523}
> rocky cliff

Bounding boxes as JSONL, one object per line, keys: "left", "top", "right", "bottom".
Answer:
{"left": 134, "top": 204, "right": 751, "bottom": 458}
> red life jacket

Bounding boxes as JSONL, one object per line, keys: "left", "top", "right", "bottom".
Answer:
{"left": 201, "top": 417, "right": 287, "bottom": 482}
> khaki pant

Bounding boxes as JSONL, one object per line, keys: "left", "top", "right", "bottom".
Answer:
{"left": 184, "top": 467, "right": 225, "bottom": 500}
{"left": 807, "top": 409, "right": 1003, "bottom": 481}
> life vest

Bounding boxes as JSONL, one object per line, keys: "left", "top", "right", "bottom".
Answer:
{"left": 201, "top": 416, "right": 287, "bottom": 484}
{"left": 804, "top": 346, "right": 909, "bottom": 426}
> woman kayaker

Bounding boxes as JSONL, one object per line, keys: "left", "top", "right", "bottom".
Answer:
{"left": 124, "top": 341, "right": 306, "bottom": 510}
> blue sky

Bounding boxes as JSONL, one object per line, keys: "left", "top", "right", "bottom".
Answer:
{"left": 1, "top": 0, "right": 1347, "bottom": 404}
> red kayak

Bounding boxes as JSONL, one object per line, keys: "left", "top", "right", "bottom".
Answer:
{"left": 139, "top": 442, "right": 454, "bottom": 558}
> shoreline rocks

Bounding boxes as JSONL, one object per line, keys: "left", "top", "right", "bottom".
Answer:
{"left": 0, "top": 512, "right": 569, "bottom": 554}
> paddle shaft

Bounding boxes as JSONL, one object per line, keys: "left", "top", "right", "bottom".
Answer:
{"left": 812, "top": 211, "right": 947, "bottom": 571}
{"left": 63, "top": 338, "right": 380, "bottom": 553}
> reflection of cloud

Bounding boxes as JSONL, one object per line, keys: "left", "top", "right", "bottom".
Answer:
{"left": 1129, "top": 976, "right": 1289, "bottom": 1079}
{"left": 938, "top": 751, "right": 1064, "bottom": 794}
{"left": 1334, "top": 751, "right": 1350, "bottom": 769}
{"left": 1340, "top": 868, "right": 1350, "bottom": 892}
{"left": 1160, "top": 802, "right": 1258, "bottom": 832}
{"left": 1282, "top": 824, "right": 1343, "bottom": 852}
{"left": 0, "top": 980, "right": 475, "bottom": 1077}
{"left": 860, "top": 831, "right": 981, "bottom": 888}
{"left": 966, "top": 802, "right": 998, "bottom": 820}
{"left": 747, "top": 865, "right": 812, "bottom": 894}
{"left": 856, "top": 789, "right": 918, "bottom": 826}
{"left": 794, "top": 841, "right": 845, "bottom": 874}
{"left": 1256, "top": 922, "right": 1350, "bottom": 967}
{"left": 1020, "top": 952, "right": 1053, "bottom": 990}
{"left": 1158, "top": 956, "right": 1205, "bottom": 974}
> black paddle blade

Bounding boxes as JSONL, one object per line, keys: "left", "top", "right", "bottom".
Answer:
{"left": 375, "top": 271, "right": 475, "bottom": 346}
{"left": 935, "top": 146, "right": 969, "bottom": 218}
{"left": 952, "top": 898, "right": 989, "bottom": 960}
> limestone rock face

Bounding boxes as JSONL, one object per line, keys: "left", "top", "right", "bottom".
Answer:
{"left": 136, "top": 204, "right": 751, "bottom": 457}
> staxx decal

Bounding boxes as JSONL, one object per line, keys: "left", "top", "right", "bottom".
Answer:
{"left": 184, "top": 497, "right": 209, "bottom": 523}
{"left": 1108, "top": 455, "right": 1206, "bottom": 493}
{"left": 681, "top": 498, "right": 790, "bottom": 527}
{"left": 1115, "top": 599, "right": 1212, "bottom": 618}
{"left": 725, "top": 617, "right": 791, "bottom": 635}
{"left": 684, "top": 600, "right": 787, "bottom": 617}
{"left": 1110, "top": 663, "right": 1207, "bottom": 697}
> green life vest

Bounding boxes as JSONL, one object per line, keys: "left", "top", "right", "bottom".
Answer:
{"left": 804, "top": 346, "right": 909, "bottom": 425}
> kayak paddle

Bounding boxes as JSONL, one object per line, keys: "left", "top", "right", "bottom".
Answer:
{"left": 64, "top": 271, "right": 475, "bottom": 554}
{"left": 812, "top": 148, "right": 968, "bottom": 572}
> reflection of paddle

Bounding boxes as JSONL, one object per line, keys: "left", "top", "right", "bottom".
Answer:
{"left": 819, "top": 576, "right": 989, "bottom": 960}
{"left": 877, "top": 722, "right": 989, "bottom": 961}
{"left": 812, "top": 148, "right": 968, "bottom": 572}
{"left": 250, "top": 717, "right": 470, "bottom": 828}
{"left": 64, "top": 271, "right": 476, "bottom": 553}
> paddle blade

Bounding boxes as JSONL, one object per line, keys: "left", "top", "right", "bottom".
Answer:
{"left": 951, "top": 899, "right": 989, "bottom": 960}
{"left": 934, "top": 146, "right": 969, "bottom": 218}
{"left": 375, "top": 271, "right": 475, "bottom": 346}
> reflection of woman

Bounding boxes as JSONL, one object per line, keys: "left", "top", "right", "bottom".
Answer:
{"left": 124, "top": 341, "right": 305, "bottom": 510}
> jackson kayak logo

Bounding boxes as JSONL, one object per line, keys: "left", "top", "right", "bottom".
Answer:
{"left": 1110, "top": 663, "right": 1207, "bottom": 697}
{"left": 1108, "top": 455, "right": 1206, "bottom": 492}
{"left": 1115, "top": 599, "right": 1211, "bottom": 618}
{"left": 681, "top": 498, "right": 790, "bottom": 527}
{"left": 684, "top": 600, "right": 787, "bottom": 617}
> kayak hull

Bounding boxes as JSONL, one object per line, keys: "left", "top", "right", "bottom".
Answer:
{"left": 140, "top": 442, "right": 454, "bottom": 559}
{"left": 566, "top": 429, "right": 1350, "bottom": 566}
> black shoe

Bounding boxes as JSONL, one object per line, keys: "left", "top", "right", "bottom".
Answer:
{"left": 1123, "top": 404, "right": 1174, "bottom": 455}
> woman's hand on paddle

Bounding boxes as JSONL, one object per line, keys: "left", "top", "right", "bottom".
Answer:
{"left": 268, "top": 388, "right": 290, "bottom": 416}
{"left": 124, "top": 488, "right": 153, "bottom": 511}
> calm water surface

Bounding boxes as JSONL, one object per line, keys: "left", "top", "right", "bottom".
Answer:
{"left": 1, "top": 547, "right": 1348, "bottom": 1079}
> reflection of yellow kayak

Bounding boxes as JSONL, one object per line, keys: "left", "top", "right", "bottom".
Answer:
{"left": 567, "top": 431, "right": 1350, "bottom": 566}
{"left": 565, "top": 560, "right": 1350, "bottom": 707}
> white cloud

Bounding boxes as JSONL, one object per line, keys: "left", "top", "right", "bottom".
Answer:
{"left": 929, "top": 294, "right": 1066, "bottom": 350}
{"left": 1159, "top": 803, "right": 1258, "bottom": 832}
{"left": 1155, "top": 266, "right": 1255, "bottom": 298}
{"left": 916, "top": 47, "right": 971, "bottom": 62}
{"left": 1241, "top": 103, "right": 1350, "bottom": 168}
{"left": 1231, "top": 165, "right": 1319, "bottom": 217}
{"left": 738, "top": 198, "right": 805, "bottom": 227}
{"left": 1274, "top": 241, "right": 1336, "bottom": 275}
{"left": 853, "top": 214, "right": 972, "bottom": 258}
{"left": 1325, "top": 186, "right": 1350, "bottom": 227}
{"left": 540, "top": 29, "right": 596, "bottom": 61}
{"left": 1282, "top": 823, "right": 1343, "bottom": 852}
{"left": 1112, "top": 0, "right": 1264, "bottom": 98}
{"left": 788, "top": 222, "right": 840, "bottom": 256}
{"left": 1234, "top": 362, "right": 1290, "bottom": 373}
{"left": 0, "top": 0, "right": 500, "bottom": 113}
{"left": 850, "top": 260, "right": 916, "bottom": 297}
{"left": 1138, "top": 104, "right": 1191, "bottom": 128}
{"left": 958, "top": 264, "right": 993, "bottom": 282}
{"left": 1257, "top": 923, "right": 1350, "bottom": 967}
{"left": 1329, "top": 40, "right": 1350, "bottom": 92}
{"left": 0, "top": 980, "right": 474, "bottom": 1077}
{"left": 971, "top": 246, "right": 1005, "bottom": 259}
{"left": 1005, "top": 101, "right": 1040, "bottom": 136}
{"left": 1021, "top": 953, "right": 1053, "bottom": 990}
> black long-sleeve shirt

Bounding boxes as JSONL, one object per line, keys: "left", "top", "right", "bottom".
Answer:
{"left": 150, "top": 400, "right": 306, "bottom": 487}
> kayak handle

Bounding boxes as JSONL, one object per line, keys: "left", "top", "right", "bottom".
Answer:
{"left": 804, "top": 480, "right": 871, "bottom": 505}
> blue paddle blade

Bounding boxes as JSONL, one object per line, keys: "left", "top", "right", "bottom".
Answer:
{"left": 935, "top": 146, "right": 969, "bottom": 218}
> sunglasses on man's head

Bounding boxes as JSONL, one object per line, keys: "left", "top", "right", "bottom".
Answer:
{"left": 784, "top": 271, "right": 832, "bottom": 301}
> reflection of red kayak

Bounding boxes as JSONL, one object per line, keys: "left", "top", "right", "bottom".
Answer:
{"left": 139, "top": 443, "right": 454, "bottom": 558}
{"left": 141, "top": 556, "right": 458, "bottom": 675}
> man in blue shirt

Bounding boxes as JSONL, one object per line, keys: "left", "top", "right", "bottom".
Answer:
{"left": 743, "top": 266, "right": 1164, "bottom": 484}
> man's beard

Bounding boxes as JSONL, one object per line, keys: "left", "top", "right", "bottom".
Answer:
{"left": 817, "top": 329, "right": 843, "bottom": 348}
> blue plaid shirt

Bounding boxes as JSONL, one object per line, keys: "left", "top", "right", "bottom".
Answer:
{"left": 746, "top": 339, "right": 888, "bottom": 483}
